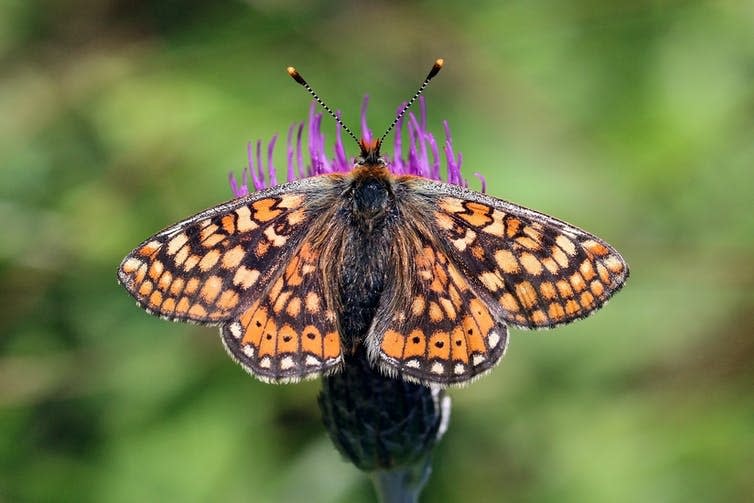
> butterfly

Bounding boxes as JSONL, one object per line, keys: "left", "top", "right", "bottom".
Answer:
{"left": 118, "top": 60, "right": 628, "bottom": 387}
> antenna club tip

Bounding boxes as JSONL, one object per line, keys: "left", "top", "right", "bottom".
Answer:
{"left": 287, "top": 66, "right": 306, "bottom": 85}
{"left": 427, "top": 58, "right": 444, "bottom": 80}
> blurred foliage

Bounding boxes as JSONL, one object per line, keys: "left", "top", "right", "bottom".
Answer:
{"left": 1, "top": 1, "right": 752, "bottom": 501}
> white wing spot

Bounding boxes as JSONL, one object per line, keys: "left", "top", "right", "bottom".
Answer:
{"left": 166, "top": 232, "right": 189, "bottom": 255}
{"left": 144, "top": 240, "right": 161, "bottom": 251}
{"left": 263, "top": 226, "right": 288, "bottom": 247}
{"left": 260, "top": 356, "right": 271, "bottom": 369}
{"left": 406, "top": 359, "right": 421, "bottom": 369}
{"left": 280, "top": 356, "right": 295, "bottom": 370}
{"left": 454, "top": 363, "right": 465, "bottom": 375}
{"left": 229, "top": 322, "right": 243, "bottom": 339}
{"left": 488, "top": 331, "right": 500, "bottom": 348}
{"left": 235, "top": 206, "right": 258, "bottom": 232}
{"left": 472, "top": 354, "right": 486, "bottom": 366}
{"left": 431, "top": 362, "right": 444, "bottom": 375}
{"left": 305, "top": 355, "right": 321, "bottom": 366}
{"left": 556, "top": 235, "right": 577, "bottom": 256}
{"left": 242, "top": 344, "right": 255, "bottom": 358}
{"left": 603, "top": 255, "right": 625, "bottom": 274}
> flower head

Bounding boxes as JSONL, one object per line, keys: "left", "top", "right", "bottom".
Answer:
{"left": 229, "top": 96, "right": 485, "bottom": 196}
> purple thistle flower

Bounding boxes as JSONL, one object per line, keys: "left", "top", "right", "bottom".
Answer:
{"left": 229, "top": 96, "right": 474, "bottom": 196}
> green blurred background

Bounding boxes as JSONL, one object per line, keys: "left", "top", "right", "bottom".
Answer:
{"left": 1, "top": 1, "right": 752, "bottom": 501}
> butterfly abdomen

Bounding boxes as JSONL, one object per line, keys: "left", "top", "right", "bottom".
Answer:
{"left": 337, "top": 233, "right": 388, "bottom": 354}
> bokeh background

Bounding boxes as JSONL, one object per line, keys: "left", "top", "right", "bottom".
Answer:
{"left": 1, "top": 1, "right": 752, "bottom": 501}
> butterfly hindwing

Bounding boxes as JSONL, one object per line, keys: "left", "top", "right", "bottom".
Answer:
{"left": 221, "top": 241, "right": 343, "bottom": 383}
{"left": 406, "top": 178, "right": 629, "bottom": 329}
{"left": 370, "top": 228, "right": 508, "bottom": 386}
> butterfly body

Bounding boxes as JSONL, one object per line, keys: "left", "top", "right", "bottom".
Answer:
{"left": 328, "top": 165, "right": 388, "bottom": 353}
{"left": 119, "top": 157, "right": 628, "bottom": 386}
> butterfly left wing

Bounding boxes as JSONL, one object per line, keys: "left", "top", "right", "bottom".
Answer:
{"left": 404, "top": 178, "right": 629, "bottom": 329}
{"left": 220, "top": 241, "right": 343, "bottom": 383}
{"left": 118, "top": 175, "right": 347, "bottom": 383}
{"left": 117, "top": 180, "right": 325, "bottom": 324}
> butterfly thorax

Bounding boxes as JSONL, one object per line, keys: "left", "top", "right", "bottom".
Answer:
{"left": 348, "top": 163, "right": 394, "bottom": 232}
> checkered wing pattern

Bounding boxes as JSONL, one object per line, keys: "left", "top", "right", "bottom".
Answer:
{"left": 221, "top": 241, "right": 342, "bottom": 383}
{"left": 372, "top": 233, "right": 508, "bottom": 385}
{"left": 411, "top": 179, "right": 629, "bottom": 329}
{"left": 118, "top": 177, "right": 344, "bottom": 382}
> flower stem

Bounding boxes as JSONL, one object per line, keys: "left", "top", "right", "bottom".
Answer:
{"left": 370, "top": 454, "right": 433, "bottom": 503}
{"left": 318, "top": 347, "right": 450, "bottom": 502}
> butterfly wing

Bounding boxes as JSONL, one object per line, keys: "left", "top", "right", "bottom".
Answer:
{"left": 368, "top": 229, "right": 509, "bottom": 386}
{"left": 220, "top": 240, "right": 343, "bottom": 383}
{"left": 118, "top": 175, "right": 346, "bottom": 382}
{"left": 369, "top": 177, "right": 627, "bottom": 387}
{"left": 119, "top": 180, "right": 317, "bottom": 323}
{"left": 405, "top": 178, "right": 629, "bottom": 329}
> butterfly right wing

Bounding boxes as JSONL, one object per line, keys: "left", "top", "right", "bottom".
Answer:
{"left": 367, "top": 222, "right": 509, "bottom": 386}
{"left": 407, "top": 178, "right": 629, "bottom": 329}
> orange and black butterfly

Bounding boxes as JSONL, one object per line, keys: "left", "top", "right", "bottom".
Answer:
{"left": 118, "top": 60, "right": 628, "bottom": 386}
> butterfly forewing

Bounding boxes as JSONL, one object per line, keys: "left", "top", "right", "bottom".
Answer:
{"left": 119, "top": 188, "right": 308, "bottom": 323}
{"left": 405, "top": 178, "right": 629, "bottom": 329}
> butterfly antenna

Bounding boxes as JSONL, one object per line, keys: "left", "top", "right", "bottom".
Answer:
{"left": 287, "top": 66, "right": 360, "bottom": 147}
{"left": 379, "top": 58, "right": 444, "bottom": 144}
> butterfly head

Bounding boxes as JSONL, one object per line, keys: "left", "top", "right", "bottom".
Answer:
{"left": 356, "top": 138, "right": 386, "bottom": 167}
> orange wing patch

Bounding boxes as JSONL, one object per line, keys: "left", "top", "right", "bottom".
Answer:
{"left": 376, "top": 240, "right": 508, "bottom": 386}
{"left": 221, "top": 239, "right": 342, "bottom": 383}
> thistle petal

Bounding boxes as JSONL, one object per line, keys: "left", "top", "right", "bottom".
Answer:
{"left": 229, "top": 96, "right": 474, "bottom": 193}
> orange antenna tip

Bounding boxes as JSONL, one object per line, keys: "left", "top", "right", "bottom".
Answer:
{"left": 287, "top": 66, "right": 306, "bottom": 85}
{"left": 287, "top": 64, "right": 360, "bottom": 146}
{"left": 427, "top": 59, "right": 444, "bottom": 80}
{"left": 378, "top": 58, "right": 446, "bottom": 143}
